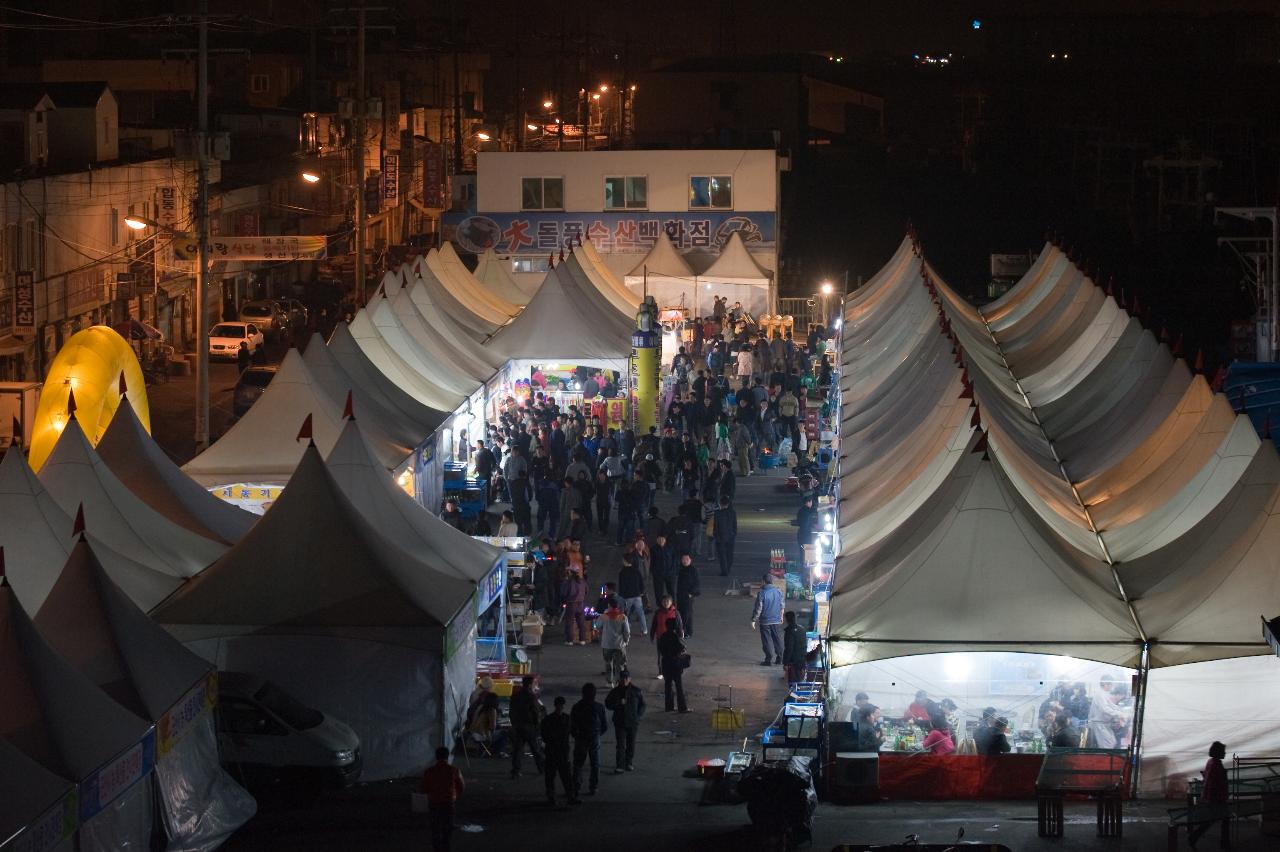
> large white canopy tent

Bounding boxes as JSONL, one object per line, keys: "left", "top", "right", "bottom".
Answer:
{"left": 0, "top": 448, "right": 179, "bottom": 612}
{"left": 365, "top": 297, "right": 480, "bottom": 397}
{"left": 0, "top": 578, "right": 155, "bottom": 852}
{"left": 34, "top": 539, "right": 256, "bottom": 851}
{"left": 404, "top": 276, "right": 505, "bottom": 373}
{"left": 576, "top": 238, "right": 641, "bottom": 317}
{"left": 40, "top": 417, "right": 226, "bottom": 578}
{"left": 347, "top": 309, "right": 468, "bottom": 412}
{"left": 415, "top": 250, "right": 504, "bottom": 340}
{"left": 623, "top": 232, "right": 696, "bottom": 313}
{"left": 560, "top": 247, "right": 636, "bottom": 326}
{"left": 473, "top": 247, "right": 531, "bottom": 305}
{"left": 154, "top": 443, "right": 478, "bottom": 781}
{"left": 387, "top": 289, "right": 494, "bottom": 385}
{"left": 435, "top": 242, "right": 524, "bottom": 319}
{"left": 326, "top": 320, "right": 456, "bottom": 428}
{"left": 829, "top": 235, "right": 1280, "bottom": 794}
{"left": 697, "top": 230, "right": 773, "bottom": 317}
{"left": 182, "top": 349, "right": 347, "bottom": 489}
{"left": 96, "top": 397, "right": 257, "bottom": 545}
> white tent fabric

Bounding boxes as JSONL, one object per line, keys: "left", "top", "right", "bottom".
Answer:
{"left": 416, "top": 250, "right": 503, "bottom": 339}
{"left": 437, "top": 242, "right": 521, "bottom": 320}
{"left": 39, "top": 418, "right": 225, "bottom": 578}
{"left": 182, "top": 350, "right": 346, "bottom": 488}
{"left": 347, "top": 309, "right": 468, "bottom": 412}
{"left": 326, "top": 321, "right": 453, "bottom": 429}
{"left": 0, "top": 448, "right": 180, "bottom": 612}
{"left": 0, "top": 581, "right": 156, "bottom": 852}
{"left": 696, "top": 230, "right": 773, "bottom": 316}
{"left": 0, "top": 734, "right": 74, "bottom": 852}
{"left": 96, "top": 398, "right": 257, "bottom": 545}
{"left": 576, "top": 239, "right": 640, "bottom": 315}
{"left": 301, "top": 332, "right": 442, "bottom": 460}
{"left": 383, "top": 292, "right": 491, "bottom": 387}
{"left": 34, "top": 540, "right": 256, "bottom": 852}
{"left": 623, "top": 232, "right": 696, "bottom": 311}
{"left": 560, "top": 248, "right": 635, "bottom": 325}
{"left": 366, "top": 298, "right": 478, "bottom": 396}
{"left": 154, "top": 444, "right": 477, "bottom": 780}
{"left": 405, "top": 277, "right": 505, "bottom": 371}
{"left": 325, "top": 417, "right": 502, "bottom": 583}
{"left": 488, "top": 261, "right": 632, "bottom": 365}
{"left": 472, "top": 247, "right": 530, "bottom": 306}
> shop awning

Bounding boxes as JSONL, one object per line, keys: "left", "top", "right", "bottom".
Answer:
{"left": 0, "top": 335, "right": 30, "bottom": 356}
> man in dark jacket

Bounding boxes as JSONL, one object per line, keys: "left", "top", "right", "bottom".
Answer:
{"left": 508, "top": 676, "right": 545, "bottom": 779}
{"left": 605, "top": 671, "right": 646, "bottom": 772}
{"left": 473, "top": 440, "right": 497, "bottom": 504}
{"left": 540, "top": 696, "right": 577, "bottom": 806}
{"left": 713, "top": 497, "right": 739, "bottom": 577}
{"left": 796, "top": 495, "right": 819, "bottom": 562}
{"left": 617, "top": 558, "right": 647, "bottom": 636}
{"left": 675, "top": 554, "right": 701, "bottom": 638}
{"left": 569, "top": 683, "right": 608, "bottom": 796}
{"left": 649, "top": 534, "right": 673, "bottom": 602}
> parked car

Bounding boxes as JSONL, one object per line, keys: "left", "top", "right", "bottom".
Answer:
{"left": 216, "top": 672, "right": 361, "bottom": 797}
{"left": 280, "top": 298, "right": 309, "bottom": 329}
{"left": 233, "top": 365, "right": 277, "bottom": 417}
{"left": 208, "top": 322, "right": 264, "bottom": 359}
{"left": 239, "top": 300, "right": 287, "bottom": 334}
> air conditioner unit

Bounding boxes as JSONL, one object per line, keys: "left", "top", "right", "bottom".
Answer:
{"left": 338, "top": 98, "right": 354, "bottom": 120}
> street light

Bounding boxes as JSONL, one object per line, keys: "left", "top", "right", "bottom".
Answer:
{"left": 542, "top": 99, "right": 554, "bottom": 109}
{"left": 124, "top": 215, "right": 153, "bottom": 231}
{"left": 527, "top": 123, "right": 539, "bottom": 131}
{"left": 301, "top": 171, "right": 321, "bottom": 183}
{"left": 476, "top": 131, "right": 491, "bottom": 141}
{"left": 599, "top": 84, "right": 609, "bottom": 93}
{"left": 821, "top": 281, "right": 834, "bottom": 295}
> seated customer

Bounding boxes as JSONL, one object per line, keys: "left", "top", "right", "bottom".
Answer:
{"left": 1050, "top": 714, "right": 1081, "bottom": 749}
{"left": 921, "top": 713, "right": 956, "bottom": 755}
{"left": 854, "top": 704, "right": 885, "bottom": 752}
{"left": 905, "top": 689, "right": 931, "bottom": 725}
{"left": 974, "top": 716, "right": 1012, "bottom": 755}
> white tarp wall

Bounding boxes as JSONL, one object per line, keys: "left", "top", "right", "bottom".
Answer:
{"left": 154, "top": 712, "right": 257, "bottom": 852}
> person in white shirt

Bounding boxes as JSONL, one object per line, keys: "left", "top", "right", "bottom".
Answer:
{"left": 1086, "top": 674, "right": 1130, "bottom": 749}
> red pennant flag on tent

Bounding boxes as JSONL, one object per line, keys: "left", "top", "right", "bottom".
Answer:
{"left": 296, "top": 413, "right": 314, "bottom": 443}
{"left": 1171, "top": 334, "right": 1184, "bottom": 357}
{"left": 971, "top": 431, "right": 989, "bottom": 456}
{"left": 548, "top": 253, "right": 555, "bottom": 269}
{"left": 558, "top": 248, "right": 565, "bottom": 262}
{"left": 343, "top": 391, "right": 354, "bottom": 420}
{"left": 1211, "top": 366, "right": 1227, "bottom": 392}
{"left": 959, "top": 382, "right": 974, "bottom": 400}
{"left": 119, "top": 371, "right": 128, "bottom": 397}
{"left": 970, "top": 405, "right": 982, "bottom": 429}
{"left": 1194, "top": 350, "right": 1205, "bottom": 374}
{"left": 72, "top": 504, "right": 85, "bottom": 538}
{"left": 66, "top": 388, "right": 77, "bottom": 415}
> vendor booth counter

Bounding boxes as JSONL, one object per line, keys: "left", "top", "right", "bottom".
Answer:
{"left": 876, "top": 752, "right": 1045, "bottom": 800}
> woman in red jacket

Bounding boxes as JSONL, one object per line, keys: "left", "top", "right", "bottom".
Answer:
{"left": 649, "top": 595, "right": 685, "bottom": 679}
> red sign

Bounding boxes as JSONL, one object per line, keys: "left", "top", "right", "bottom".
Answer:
{"left": 423, "top": 142, "right": 445, "bottom": 208}
{"left": 235, "top": 211, "right": 260, "bottom": 236}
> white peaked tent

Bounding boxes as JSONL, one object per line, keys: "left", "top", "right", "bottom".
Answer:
{"left": 405, "top": 277, "right": 505, "bottom": 371}
{"left": 830, "top": 235, "right": 1280, "bottom": 794}
{"left": 182, "top": 349, "right": 345, "bottom": 488}
{"left": 578, "top": 238, "right": 641, "bottom": 315}
{"left": 623, "top": 231, "right": 696, "bottom": 310}
{"left": 96, "top": 397, "right": 257, "bottom": 545}
{"left": 326, "top": 321, "right": 451, "bottom": 429}
{"left": 697, "top": 230, "right": 773, "bottom": 316}
{"left": 34, "top": 540, "right": 256, "bottom": 851}
{"left": 347, "top": 309, "right": 468, "bottom": 412}
{"left": 325, "top": 416, "right": 501, "bottom": 583}
{"left": 473, "top": 247, "right": 530, "bottom": 305}
{"left": 437, "top": 241, "right": 521, "bottom": 320}
{"left": 39, "top": 417, "right": 225, "bottom": 578}
{"left": 560, "top": 248, "right": 634, "bottom": 324}
{"left": 488, "top": 261, "right": 631, "bottom": 367}
{"left": 376, "top": 269, "right": 404, "bottom": 300}
{"left": 0, "top": 579, "right": 155, "bottom": 852}
{"left": 302, "top": 333, "right": 441, "bottom": 457}
{"left": 390, "top": 289, "right": 493, "bottom": 384}
{"left": 154, "top": 444, "right": 479, "bottom": 781}
{"left": 0, "top": 734, "right": 74, "bottom": 852}
{"left": 367, "top": 297, "right": 480, "bottom": 395}
{"left": 0, "top": 449, "right": 179, "bottom": 612}
{"left": 416, "top": 250, "right": 503, "bottom": 340}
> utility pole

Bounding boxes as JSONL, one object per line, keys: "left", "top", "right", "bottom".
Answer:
{"left": 450, "top": 0, "right": 463, "bottom": 174}
{"left": 194, "top": 0, "right": 211, "bottom": 450}
{"left": 354, "top": 0, "right": 367, "bottom": 305}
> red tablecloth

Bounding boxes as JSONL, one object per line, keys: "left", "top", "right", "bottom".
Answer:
{"left": 877, "top": 752, "right": 1045, "bottom": 800}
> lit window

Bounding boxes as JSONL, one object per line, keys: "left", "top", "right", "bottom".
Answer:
{"left": 521, "top": 177, "right": 564, "bottom": 211}
{"left": 513, "top": 257, "right": 550, "bottom": 274}
{"left": 604, "top": 176, "right": 647, "bottom": 210}
{"left": 689, "top": 175, "right": 732, "bottom": 209}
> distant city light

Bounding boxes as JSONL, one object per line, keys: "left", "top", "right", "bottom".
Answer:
{"left": 527, "top": 123, "right": 539, "bottom": 131}
{"left": 542, "top": 99, "right": 553, "bottom": 109}
{"left": 599, "top": 84, "right": 609, "bottom": 93}
{"left": 300, "top": 172, "right": 321, "bottom": 183}
{"left": 972, "top": 19, "right": 982, "bottom": 30}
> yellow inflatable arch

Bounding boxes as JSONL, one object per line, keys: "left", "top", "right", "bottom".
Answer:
{"left": 28, "top": 326, "right": 150, "bottom": 472}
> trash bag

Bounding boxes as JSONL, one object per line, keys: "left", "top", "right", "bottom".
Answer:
{"left": 737, "top": 755, "right": 816, "bottom": 840}
{"left": 777, "top": 437, "right": 793, "bottom": 457}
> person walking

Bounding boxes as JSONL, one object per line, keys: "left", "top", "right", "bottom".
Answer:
{"left": 419, "top": 747, "right": 464, "bottom": 852}
{"left": 650, "top": 594, "right": 684, "bottom": 679}
{"left": 649, "top": 534, "right": 672, "bottom": 604}
{"left": 675, "top": 553, "right": 701, "bottom": 638}
{"left": 236, "top": 340, "right": 251, "bottom": 373}
{"left": 540, "top": 696, "right": 578, "bottom": 806}
{"left": 657, "top": 626, "right": 690, "bottom": 713}
{"left": 508, "top": 676, "right": 545, "bottom": 779}
{"left": 713, "top": 497, "right": 738, "bottom": 577}
{"left": 751, "top": 572, "right": 785, "bottom": 665}
{"left": 570, "top": 683, "right": 608, "bottom": 797}
{"left": 561, "top": 570, "right": 588, "bottom": 645}
{"left": 605, "top": 671, "right": 646, "bottom": 772}
{"left": 598, "top": 599, "right": 631, "bottom": 687}
{"left": 782, "top": 611, "right": 808, "bottom": 685}
{"left": 617, "top": 557, "right": 648, "bottom": 636}
{"left": 1188, "top": 740, "right": 1231, "bottom": 850}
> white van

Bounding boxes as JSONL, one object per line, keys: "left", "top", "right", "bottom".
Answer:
{"left": 216, "top": 672, "right": 362, "bottom": 794}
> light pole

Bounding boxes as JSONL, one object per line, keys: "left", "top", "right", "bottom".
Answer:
{"left": 820, "top": 280, "right": 834, "bottom": 329}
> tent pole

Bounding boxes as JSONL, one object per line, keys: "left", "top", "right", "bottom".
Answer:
{"left": 1129, "top": 641, "right": 1152, "bottom": 799}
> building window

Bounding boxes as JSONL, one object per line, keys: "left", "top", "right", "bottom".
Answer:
{"left": 521, "top": 177, "right": 563, "bottom": 211}
{"left": 512, "top": 257, "right": 550, "bottom": 274}
{"left": 110, "top": 208, "right": 120, "bottom": 248}
{"left": 689, "top": 175, "right": 733, "bottom": 209}
{"left": 250, "top": 74, "right": 270, "bottom": 94}
{"left": 604, "top": 176, "right": 647, "bottom": 210}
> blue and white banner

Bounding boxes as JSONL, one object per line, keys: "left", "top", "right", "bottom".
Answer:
{"left": 445, "top": 211, "right": 775, "bottom": 255}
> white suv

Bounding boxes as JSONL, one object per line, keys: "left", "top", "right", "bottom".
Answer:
{"left": 209, "top": 322, "right": 264, "bottom": 359}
